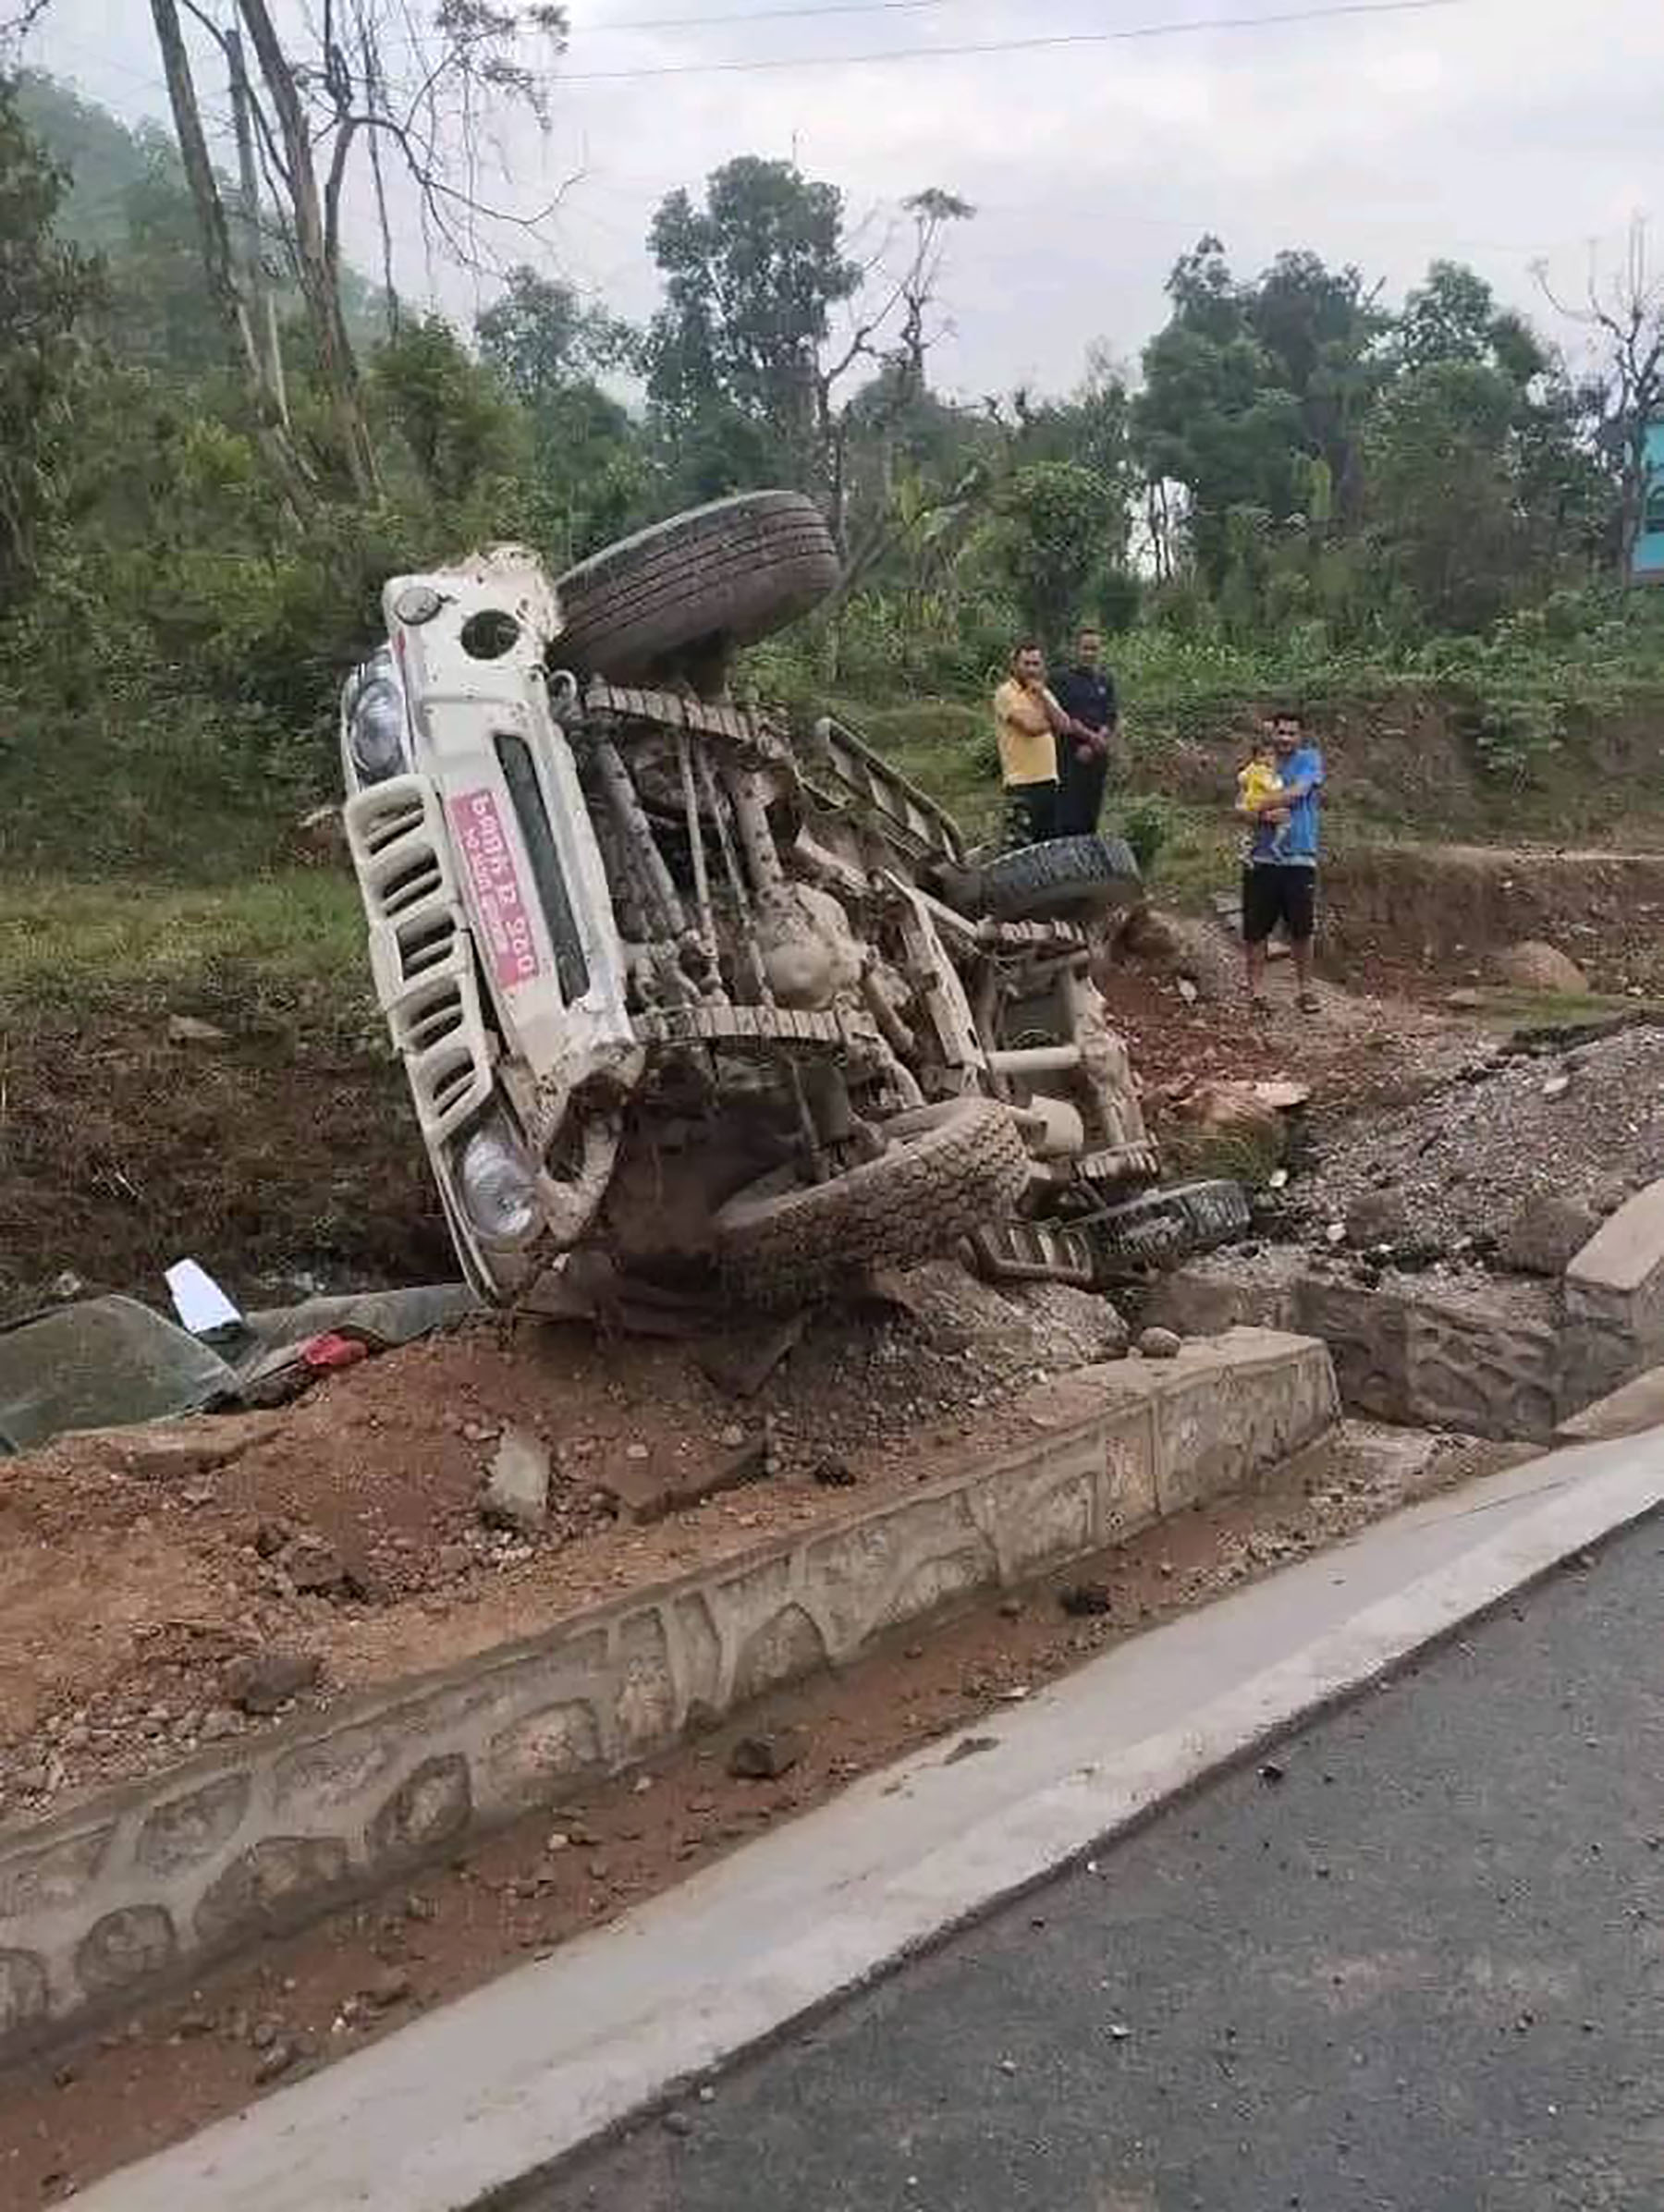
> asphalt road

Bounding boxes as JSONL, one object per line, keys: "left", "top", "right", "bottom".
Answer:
{"left": 527, "top": 1516, "right": 1664, "bottom": 2212}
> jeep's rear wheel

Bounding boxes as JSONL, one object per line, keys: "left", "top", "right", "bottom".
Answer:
{"left": 554, "top": 491, "right": 839, "bottom": 682}
{"left": 716, "top": 1097, "right": 1029, "bottom": 1305}
{"left": 1084, "top": 1178, "right": 1252, "bottom": 1272}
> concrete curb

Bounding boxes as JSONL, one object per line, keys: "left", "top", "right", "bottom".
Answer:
{"left": 0, "top": 1330, "right": 1335, "bottom": 2054}
{"left": 74, "top": 1430, "right": 1664, "bottom": 2212}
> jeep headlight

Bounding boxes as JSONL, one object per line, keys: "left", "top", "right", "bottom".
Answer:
{"left": 349, "top": 674, "right": 409, "bottom": 785}
{"left": 457, "top": 1115, "right": 539, "bottom": 1244}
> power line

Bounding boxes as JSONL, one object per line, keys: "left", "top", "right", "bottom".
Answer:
{"left": 593, "top": 0, "right": 984, "bottom": 31}
{"left": 556, "top": 0, "right": 1462, "bottom": 78}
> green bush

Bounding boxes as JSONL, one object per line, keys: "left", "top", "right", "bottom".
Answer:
{"left": 1121, "top": 795, "right": 1169, "bottom": 874}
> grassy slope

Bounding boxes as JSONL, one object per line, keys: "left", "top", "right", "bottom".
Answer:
{"left": 0, "top": 872, "right": 366, "bottom": 1016}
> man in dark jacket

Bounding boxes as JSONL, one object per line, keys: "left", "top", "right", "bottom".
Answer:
{"left": 1049, "top": 626, "right": 1119, "bottom": 836}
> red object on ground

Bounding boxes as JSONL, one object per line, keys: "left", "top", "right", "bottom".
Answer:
{"left": 300, "top": 1332, "right": 371, "bottom": 1372}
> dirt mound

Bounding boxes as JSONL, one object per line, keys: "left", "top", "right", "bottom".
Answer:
{"left": 0, "top": 1265, "right": 1123, "bottom": 1820}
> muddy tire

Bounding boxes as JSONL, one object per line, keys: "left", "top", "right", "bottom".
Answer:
{"left": 1085, "top": 1178, "right": 1251, "bottom": 1273}
{"left": 554, "top": 492, "right": 839, "bottom": 681}
{"left": 716, "top": 1098, "right": 1029, "bottom": 1305}
{"left": 982, "top": 834, "right": 1144, "bottom": 923}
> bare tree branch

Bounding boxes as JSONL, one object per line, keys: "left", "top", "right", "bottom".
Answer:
{"left": 1536, "top": 215, "right": 1664, "bottom": 569}
{"left": 0, "top": 0, "right": 57, "bottom": 53}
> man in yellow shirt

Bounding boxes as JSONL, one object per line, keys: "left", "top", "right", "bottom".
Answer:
{"left": 993, "top": 642, "right": 1069, "bottom": 848}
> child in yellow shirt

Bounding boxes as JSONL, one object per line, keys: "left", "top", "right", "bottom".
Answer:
{"left": 1238, "top": 744, "right": 1291, "bottom": 861}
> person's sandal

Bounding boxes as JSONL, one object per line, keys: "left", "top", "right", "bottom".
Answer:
{"left": 1298, "top": 991, "right": 1321, "bottom": 1014}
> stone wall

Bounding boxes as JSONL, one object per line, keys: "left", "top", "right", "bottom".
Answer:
{"left": 1149, "top": 1181, "right": 1664, "bottom": 1444}
{"left": 0, "top": 1330, "right": 1337, "bottom": 2054}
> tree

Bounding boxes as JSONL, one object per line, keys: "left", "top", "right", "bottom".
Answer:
{"left": 1248, "top": 249, "right": 1388, "bottom": 526}
{"left": 1401, "top": 259, "right": 1546, "bottom": 382}
{"left": 1365, "top": 359, "right": 1524, "bottom": 630}
{"left": 476, "top": 265, "right": 630, "bottom": 412}
{"left": 476, "top": 265, "right": 647, "bottom": 561}
{"left": 147, "top": 0, "right": 310, "bottom": 500}
{"left": 373, "top": 313, "right": 520, "bottom": 505}
{"left": 1536, "top": 219, "right": 1664, "bottom": 573}
{"left": 1134, "top": 237, "right": 1304, "bottom": 584}
{"left": 995, "top": 461, "right": 1113, "bottom": 641}
{"left": 0, "top": 73, "right": 100, "bottom": 590}
{"left": 644, "top": 157, "right": 972, "bottom": 547}
{"left": 646, "top": 155, "right": 862, "bottom": 499}
{"left": 11, "top": 0, "right": 568, "bottom": 500}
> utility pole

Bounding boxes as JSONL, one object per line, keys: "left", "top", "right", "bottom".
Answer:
{"left": 225, "top": 22, "right": 288, "bottom": 427}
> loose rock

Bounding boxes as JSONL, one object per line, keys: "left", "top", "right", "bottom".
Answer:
{"left": 282, "top": 1534, "right": 347, "bottom": 1594}
{"left": 1499, "top": 1193, "right": 1601, "bottom": 1278}
{"left": 166, "top": 1013, "right": 231, "bottom": 1046}
{"left": 1060, "top": 1583, "right": 1114, "bottom": 1617}
{"left": 253, "top": 2038, "right": 302, "bottom": 2085}
{"left": 481, "top": 1427, "right": 551, "bottom": 1534}
{"left": 728, "top": 1729, "right": 805, "bottom": 1781}
{"left": 1136, "top": 1326, "right": 1182, "bottom": 1361}
{"left": 1345, "top": 1191, "right": 1408, "bottom": 1249}
{"left": 1494, "top": 941, "right": 1588, "bottom": 994}
{"left": 226, "top": 1648, "right": 322, "bottom": 1716}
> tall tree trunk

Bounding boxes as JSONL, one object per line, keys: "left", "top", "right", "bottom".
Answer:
{"left": 237, "top": 0, "right": 380, "bottom": 500}
{"left": 225, "top": 24, "right": 288, "bottom": 428}
{"left": 148, "top": 0, "right": 311, "bottom": 510}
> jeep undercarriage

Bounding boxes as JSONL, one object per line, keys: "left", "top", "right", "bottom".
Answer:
{"left": 340, "top": 497, "right": 1243, "bottom": 1308}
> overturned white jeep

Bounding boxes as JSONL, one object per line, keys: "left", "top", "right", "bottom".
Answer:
{"left": 340, "top": 492, "right": 1240, "bottom": 1305}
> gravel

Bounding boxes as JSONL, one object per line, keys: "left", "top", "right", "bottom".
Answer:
{"left": 1289, "top": 1025, "right": 1664, "bottom": 1254}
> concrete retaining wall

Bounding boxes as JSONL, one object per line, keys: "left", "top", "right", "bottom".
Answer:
{"left": 0, "top": 1328, "right": 1335, "bottom": 2055}
{"left": 1146, "top": 1267, "right": 1561, "bottom": 1440}
{"left": 1148, "top": 1179, "right": 1664, "bottom": 1444}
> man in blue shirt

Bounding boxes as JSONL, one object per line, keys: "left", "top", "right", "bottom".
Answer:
{"left": 1237, "top": 706, "right": 1325, "bottom": 1014}
{"left": 1049, "top": 627, "right": 1119, "bottom": 837}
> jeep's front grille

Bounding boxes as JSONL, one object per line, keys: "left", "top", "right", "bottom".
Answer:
{"left": 396, "top": 906, "right": 458, "bottom": 984}
{"left": 378, "top": 848, "right": 445, "bottom": 918}
{"left": 345, "top": 775, "right": 496, "bottom": 1143}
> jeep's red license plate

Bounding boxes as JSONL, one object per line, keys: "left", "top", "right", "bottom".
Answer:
{"left": 449, "top": 787, "right": 542, "bottom": 988}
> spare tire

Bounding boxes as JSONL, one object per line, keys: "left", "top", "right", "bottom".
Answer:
{"left": 716, "top": 1097, "right": 1029, "bottom": 1306}
{"left": 554, "top": 491, "right": 839, "bottom": 681}
{"left": 982, "top": 834, "right": 1144, "bottom": 923}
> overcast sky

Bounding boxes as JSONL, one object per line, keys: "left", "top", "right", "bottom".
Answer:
{"left": 21, "top": 0, "right": 1664, "bottom": 401}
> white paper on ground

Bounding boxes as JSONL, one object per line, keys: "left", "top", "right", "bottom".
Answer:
{"left": 165, "top": 1259, "right": 243, "bottom": 1335}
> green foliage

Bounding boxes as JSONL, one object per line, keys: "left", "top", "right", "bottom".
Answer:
{"left": 373, "top": 314, "right": 523, "bottom": 504}
{"left": 1121, "top": 796, "right": 1169, "bottom": 874}
{"left": 0, "top": 74, "right": 102, "bottom": 592}
{"left": 645, "top": 155, "right": 860, "bottom": 495}
{"left": 2, "top": 72, "right": 1662, "bottom": 894}
{"left": 995, "top": 461, "right": 1116, "bottom": 642}
{"left": 475, "top": 266, "right": 654, "bottom": 563}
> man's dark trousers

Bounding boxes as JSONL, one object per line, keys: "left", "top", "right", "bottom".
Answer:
{"left": 1051, "top": 663, "right": 1116, "bottom": 836}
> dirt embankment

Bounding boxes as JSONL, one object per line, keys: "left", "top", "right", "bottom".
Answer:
{"left": 1319, "top": 843, "right": 1664, "bottom": 991}
{"left": 1137, "top": 691, "right": 1664, "bottom": 849}
{"left": 0, "top": 1268, "right": 1124, "bottom": 1821}
{"left": 0, "top": 1008, "right": 447, "bottom": 1326}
